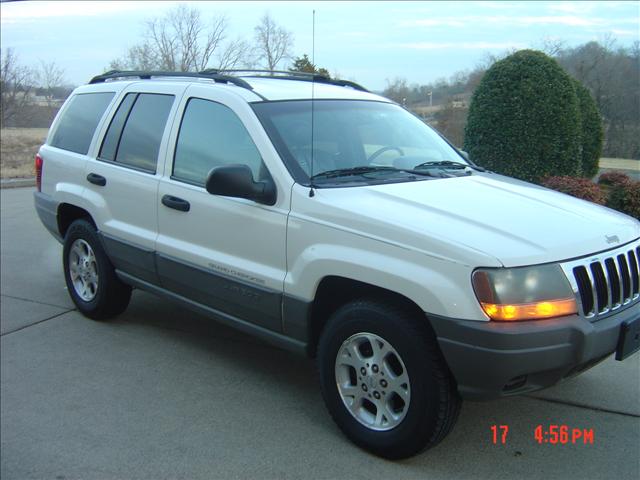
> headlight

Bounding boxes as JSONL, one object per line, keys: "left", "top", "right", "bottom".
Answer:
{"left": 472, "top": 264, "right": 577, "bottom": 321}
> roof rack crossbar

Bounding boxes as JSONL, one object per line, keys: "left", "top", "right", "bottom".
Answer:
{"left": 88, "top": 70, "right": 254, "bottom": 90}
{"left": 202, "top": 69, "right": 369, "bottom": 92}
{"left": 203, "top": 68, "right": 320, "bottom": 77}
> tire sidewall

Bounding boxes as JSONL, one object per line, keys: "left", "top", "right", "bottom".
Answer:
{"left": 63, "top": 220, "right": 112, "bottom": 316}
{"left": 318, "top": 302, "right": 444, "bottom": 455}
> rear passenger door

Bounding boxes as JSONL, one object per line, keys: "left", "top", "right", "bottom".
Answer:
{"left": 155, "top": 85, "right": 290, "bottom": 333}
{"left": 84, "top": 83, "right": 186, "bottom": 284}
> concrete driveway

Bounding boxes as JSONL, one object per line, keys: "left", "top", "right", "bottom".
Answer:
{"left": 1, "top": 187, "right": 639, "bottom": 480}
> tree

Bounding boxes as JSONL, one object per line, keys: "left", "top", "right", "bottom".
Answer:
{"left": 556, "top": 39, "right": 639, "bottom": 159}
{"left": 289, "top": 54, "right": 330, "bottom": 77}
{"left": 109, "top": 5, "right": 251, "bottom": 72}
{"left": 36, "top": 60, "right": 66, "bottom": 111}
{"left": 382, "top": 77, "right": 411, "bottom": 105}
{"left": 463, "top": 50, "right": 582, "bottom": 183}
{"left": 572, "top": 78, "right": 603, "bottom": 178}
{"left": 254, "top": 13, "right": 293, "bottom": 71}
{"left": 1, "top": 48, "right": 35, "bottom": 128}
{"left": 434, "top": 99, "right": 467, "bottom": 147}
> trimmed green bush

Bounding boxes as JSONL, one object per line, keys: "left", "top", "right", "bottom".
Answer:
{"left": 572, "top": 78, "right": 603, "bottom": 178}
{"left": 464, "top": 50, "right": 582, "bottom": 183}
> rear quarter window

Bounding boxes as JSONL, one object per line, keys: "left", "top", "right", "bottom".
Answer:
{"left": 50, "top": 92, "right": 115, "bottom": 154}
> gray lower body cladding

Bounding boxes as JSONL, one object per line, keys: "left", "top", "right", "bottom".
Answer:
{"left": 429, "top": 305, "right": 639, "bottom": 400}
{"left": 34, "top": 191, "right": 62, "bottom": 242}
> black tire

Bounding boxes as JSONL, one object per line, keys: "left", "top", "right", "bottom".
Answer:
{"left": 63, "top": 219, "right": 131, "bottom": 320}
{"left": 317, "top": 299, "right": 461, "bottom": 459}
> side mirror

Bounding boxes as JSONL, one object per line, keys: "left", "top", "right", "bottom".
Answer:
{"left": 459, "top": 150, "right": 469, "bottom": 161}
{"left": 205, "top": 164, "right": 276, "bottom": 206}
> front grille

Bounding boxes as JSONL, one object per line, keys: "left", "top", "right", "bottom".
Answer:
{"left": 561, "top": 240, "right": 640, "bottom": 320}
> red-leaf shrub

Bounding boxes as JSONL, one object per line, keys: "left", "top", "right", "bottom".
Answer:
{"left": 606, "top": 180, "right": 640, "bottom": 219}
{"left": 598, "top": 170, "right": 631, "bottom": 188}
{"left": 542, "top": 176, "right": 607, "bottom": 205}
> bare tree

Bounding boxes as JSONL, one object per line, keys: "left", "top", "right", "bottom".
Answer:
{"left": 1, "top": 48, "right": 35, "bottom": 128}
{"left": 382, "top": 77, "right": 411, "bottom": 105}
{"left": 538, "top": 37, "right": 567, "bottom": 57}
{"left": 110, "top": 5, "right": 251, "bottom": 72}
{"left": 557, "top": 38, "right": 640, "bottom": 159}
{"left": 254, "top": 13, "right": 293, "bottom": 71}
{"left": 36, "top": 60, "right": 66, "bottom": 110}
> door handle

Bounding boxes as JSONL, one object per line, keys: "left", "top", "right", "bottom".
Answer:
{"left": 161, "top": 195, "right": 190, "bottom": 212}
{"left": 86, "top": 173, "right": 106, "bottom": 186}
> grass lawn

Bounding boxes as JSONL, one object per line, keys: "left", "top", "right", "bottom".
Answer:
{"left": 1, "top": 128, "right": 49, "bottom": 179}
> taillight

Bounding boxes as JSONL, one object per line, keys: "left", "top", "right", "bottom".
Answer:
{"left": 35, "top": 153, "right": 43, "bottom": 192}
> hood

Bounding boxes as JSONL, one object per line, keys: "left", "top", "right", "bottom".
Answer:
{"left": 303, "top": 173, "right": 640, "bottom": 267}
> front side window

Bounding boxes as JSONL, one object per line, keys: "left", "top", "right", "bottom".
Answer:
{"left": 99, "top": 93, "right": 174, "bottom": 172}
{"left": 252, "top": 100, "right": 470, "bottom": 186}
{"left": 50, "top": 92, "right": 114, "bottom": 154}
{"left": 173, "top": 98, "right": 264, "bottom": 186}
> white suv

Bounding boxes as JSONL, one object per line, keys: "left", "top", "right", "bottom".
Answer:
{"left": 34, "top": 70, "right": 640, "bottom": 459}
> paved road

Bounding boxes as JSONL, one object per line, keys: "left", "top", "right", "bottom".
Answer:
{"left": 1, "top": 187, "right": 639, "bottom": 480}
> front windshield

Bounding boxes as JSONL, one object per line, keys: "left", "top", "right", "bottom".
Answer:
{"left": 252, "top": 100, "right": 469, "bottom": 186}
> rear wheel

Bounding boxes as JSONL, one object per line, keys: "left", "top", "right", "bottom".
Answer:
{"left": 317, "top": 299, "right": 461, "bottom": 459}
{"left": 63, "top": 219, "right": 131, "bottom": 320}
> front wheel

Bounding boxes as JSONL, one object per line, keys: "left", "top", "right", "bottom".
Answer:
{"left": 317, "top": 299, "right": 461, "bottom": 459}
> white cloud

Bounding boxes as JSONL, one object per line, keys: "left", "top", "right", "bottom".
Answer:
{"left": 401, "top": 19, "right": 466, "bottom": 28}
{"left": 339, "top": 31, "right": 371, "bottom": 38}
{"left": 475, "top": 1, "right": 512, "bottom": 9}
{"left": 515, "top": 15, "right": 603, "bottom": 27}
{"left": 399, "top": 41, "right": 527, "bottom": 50}
{"left": 547, "top": 2, "right": 593, "bottom": 14}
{"left": 0, "top": 1, "right": 159, "bottom": 22}
{"left": 401, "top": 14, "right": 613, "bottom": 29}
{"left": 610, "top": 29, "right": 640, "bottom": 37}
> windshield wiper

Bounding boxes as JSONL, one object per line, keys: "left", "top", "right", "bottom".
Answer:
{"left": 414, "top": 160, "right": 486, "bottom": 172}
{"left": 414, "top": 160, "right": 468, "bottom": 170}
{"left": 310, "top": 166, "right": 436, "bottom": 180}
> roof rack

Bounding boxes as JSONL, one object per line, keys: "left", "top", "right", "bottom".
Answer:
{"left": 88, "top": 69, "right": 370, "bottom": 95}
{"left": 202, "top": 69, "right": 370, "bottom": 92}
{"left": 88, "top": 70, "right": 254, "bottom": 90}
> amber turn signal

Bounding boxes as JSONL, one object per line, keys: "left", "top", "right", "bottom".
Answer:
{"left": 480, "top": 298, "right": 578, "bottom": 321}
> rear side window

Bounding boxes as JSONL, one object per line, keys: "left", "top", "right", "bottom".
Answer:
{"left": 99, "top": 93, "right": 136, "bottom": 162}
{"left": 172, "top": 98, "right": 264, "bottom": 185}
{"left": 50, "top": 92, "right": 114, "bottom": 154}
{"left": 99, "top": 93, "right": 174, "bottom": 173}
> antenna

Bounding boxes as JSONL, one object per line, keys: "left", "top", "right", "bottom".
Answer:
{"left": 309, "top": 9, "right": 316, "bottom": 198}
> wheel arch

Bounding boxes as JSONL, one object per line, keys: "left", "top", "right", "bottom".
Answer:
{"left": 306, "top": 275, "right": 430, "bottom": 357}
{"left": 58, "top": 203, "right": 96, "bottom": 238}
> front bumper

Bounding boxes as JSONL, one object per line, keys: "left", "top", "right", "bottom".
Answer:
{"left": 429, "top": 303, "right": 640, "bottom": 400}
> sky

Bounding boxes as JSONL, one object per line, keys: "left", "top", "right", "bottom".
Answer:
{"left": 1, "top": 0, "right": 639, "bottom": 91}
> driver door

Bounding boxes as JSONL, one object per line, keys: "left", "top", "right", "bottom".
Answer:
{"left": 155, "top": 85, "right": 291, "bottom": 332}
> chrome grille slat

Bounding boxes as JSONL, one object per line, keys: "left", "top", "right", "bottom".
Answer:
{"left": 560, "top": 239, "right": 640, "bottom": 322}
{"left": 584, "top": 264, "right": 600, "bottom": 316}
{"left": 591, "top": 262, "right": 609, "bottom": 314}
{"left": 628, "top": 249, "right": 639, "bottom": 296}
{"left": 617, "top": 254, "right": 631, "bottom": 304}
{"left": 601, "top": 259, "right": 615, "bottom": 311}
